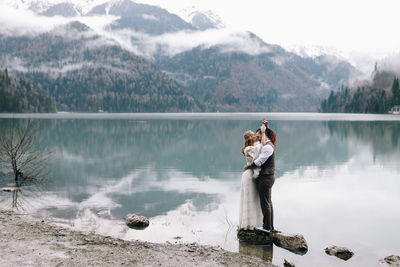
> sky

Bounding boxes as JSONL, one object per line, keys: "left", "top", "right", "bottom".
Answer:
{"left": 137, "top": 0, "right": 400, "bottom": 54}
{"left": 136, "top": 0, "right": 400, "bottom": 72}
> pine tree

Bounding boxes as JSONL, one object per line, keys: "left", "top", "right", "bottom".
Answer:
{"left": 391, "top": 77, "right": 400, "bottom": 105}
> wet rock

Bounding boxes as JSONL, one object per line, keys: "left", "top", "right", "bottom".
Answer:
{"left": 237, "top": 229, "right": 273, "bottom": 244}
{"left": 125, "top": 214, "right": 149, "bottom": 229}
{"left": 273, "top": 232, "right": 308, "bottom": 255}
{"left": 324, "top": 245, "right": 354, "bottom": 261}
{"left": 284, "top": 259, "right": 295, "bottom": 267}
{"left": 379, "top": 255, "right": 400, "bottom": 266}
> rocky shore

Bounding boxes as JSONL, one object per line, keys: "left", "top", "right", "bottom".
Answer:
{"left": 0, "top": 210, "right": 271, "bottom": 267}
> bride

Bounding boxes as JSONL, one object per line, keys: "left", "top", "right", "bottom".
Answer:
{"left": 239, "top": 130, "right": 263, "bottom": 230}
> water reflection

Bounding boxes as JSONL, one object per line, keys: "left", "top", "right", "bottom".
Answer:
{"left": 0, "top": 114, "right": 400, "bottom": 267}
{"left": 239, "top": 242, "right": 273, "bottom": 262}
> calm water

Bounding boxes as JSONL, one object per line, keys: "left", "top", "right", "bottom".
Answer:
{"left": 1, "top": 113, "right": 400, "bottom": 267}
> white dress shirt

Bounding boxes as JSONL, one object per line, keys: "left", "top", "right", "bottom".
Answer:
{"left": 254, "top": 142, "right": 274, "bottom": 167}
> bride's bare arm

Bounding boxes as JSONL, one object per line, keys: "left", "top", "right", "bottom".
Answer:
{"left": 260, "top": 123, "right": 272, "bottom": 146}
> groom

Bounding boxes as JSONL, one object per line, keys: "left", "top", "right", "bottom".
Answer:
{"left": 245, "top": 120, "right": 276, "bottom": 233}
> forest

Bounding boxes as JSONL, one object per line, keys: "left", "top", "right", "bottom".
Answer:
{"left": 320, "top": 71, "right": 400, "bottom": 113}
{"left": 0, "top": 68, "right": 56, "bottom": 113}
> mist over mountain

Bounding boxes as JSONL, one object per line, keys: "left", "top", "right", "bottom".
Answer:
{"left": 155, "top": 36, "right": 361, "bottom": 112}
{"left": 319, "top": 51, "right": 400, "bottom": 114}
{"left": 88, "top": 0, "right": 195, "bottom": 34}
{"left": 0, "top": 21, "right": 201, "bottom": 112}
{"left": 0, "top": 0, "right": 363, "bottom": 112}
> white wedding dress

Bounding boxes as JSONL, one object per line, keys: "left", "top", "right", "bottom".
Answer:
{"left": 239, "top": 142, "right": 263, "bottom": 230}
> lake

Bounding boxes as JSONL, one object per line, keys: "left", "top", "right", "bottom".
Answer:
{"left": 1, "top": 113, "right": 400, "bottom": 266}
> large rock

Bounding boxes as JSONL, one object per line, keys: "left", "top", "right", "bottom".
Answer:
{"left": 237, "top": 229, "right": 273, "bottom": 244}
{"left": 126, "top": 214, "right": 149, "bottom": 229}
{"left": 379, "top": 255, "right": 400, "bottom": 266}
{"left": 324, "top": 245, "right": 354, "bottom": 261}
{"left": 273, "top": 232, "right": 308, "bottom": 255}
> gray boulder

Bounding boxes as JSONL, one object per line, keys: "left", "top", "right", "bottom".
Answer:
{"left": 237, "top": 229, "right": 273, "bottom": 244}
{"left": 126, "top": 214, "right": 149, "bottom": 229}
{"left": 379, "top": 255, "right": 400, "bottom": 266}
{"left": 273, "top": 232, "right": 308, "bottom": 255}
{"left": 325, "top": 245, "right": 354, "bottom": 261}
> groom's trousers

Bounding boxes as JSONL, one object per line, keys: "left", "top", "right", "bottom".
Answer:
{"left": 257, "top": 174, "right": 275, "bottom": 230}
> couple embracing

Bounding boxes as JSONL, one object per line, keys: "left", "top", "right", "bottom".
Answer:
{"left": 239, "top": 120, "right": 277, "bottom": 233}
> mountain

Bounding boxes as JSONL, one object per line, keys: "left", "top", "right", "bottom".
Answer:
{"left": 0, "top": 21, "right": 202, "bottom": 112}
{"left": 0, "top": 68, "right": 56, "bottom": 112}
{"left": 154, "top": 34, "right": 361, "bottom": 112}
{"left": 40, "top": 3, "right": 80, "bottom": 17}
{"left": 3, "top": 0, "right": 109, "bottom": 15}
{"left": 0, "top": 0, "right": 362, "bottom": 112}
{"left": 178, "top": 6, "right": 225, "bottom": 30}
{"left": 320, "top": 70, "right": 400, "bottom": 113}
{"left": 89, "top": 0, "right": 196, "bottom": 34}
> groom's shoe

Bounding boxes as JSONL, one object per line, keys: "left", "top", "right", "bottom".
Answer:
{"left": 254, "top": 227, "right": 271, "bottom": 233}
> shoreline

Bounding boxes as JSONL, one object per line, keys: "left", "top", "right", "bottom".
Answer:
{"left": 0, "top": 210, "right": 271, "bottom": 266}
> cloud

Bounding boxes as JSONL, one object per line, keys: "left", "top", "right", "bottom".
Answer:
{"left": 0, "top": 4, "right": 69, "bottom": 36}
{"left": 0, "top": 3, "right": 118, "bottom": 37}
{"left": 0, "top": 2, "right": 272, "bottom": 65}
{"left": 99, "top": 28, "right": 272, "bottom": 59}
{"left": 141, "top": 14, "right": 159, "bottom": 21}
{"left": 379, "top": 53, "right": 400, "bottom": 75}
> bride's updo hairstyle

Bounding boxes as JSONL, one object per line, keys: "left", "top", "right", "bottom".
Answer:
{"left": 243, "top": 130, "right": 255, "bottom": 148}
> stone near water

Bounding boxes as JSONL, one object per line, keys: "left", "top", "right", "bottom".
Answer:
{"left": 273, "top": 232, "right": 308, "bottom": 255}
{"left": 237, "top": 229, "right": 273, "bottom": 244}
{"left": 379, "top": 255, "right": 400, "bottom": 266}
{"left": 324, "top": 245, "right": 354, "bottom": 261}
{"left": 126, "top": 214, "right": 149, "bottom": 229}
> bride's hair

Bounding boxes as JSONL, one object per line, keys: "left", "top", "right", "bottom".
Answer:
{"left": 243, "top": 130, "right": 255, "bottom": 148}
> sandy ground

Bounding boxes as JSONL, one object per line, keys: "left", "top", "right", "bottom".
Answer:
{"left": 0, "top": 210, "right": 272, "bottom": 267}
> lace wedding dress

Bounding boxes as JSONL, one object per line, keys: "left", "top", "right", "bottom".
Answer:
{"left": 239, "top": 142, "right": 263, "bottom": 230}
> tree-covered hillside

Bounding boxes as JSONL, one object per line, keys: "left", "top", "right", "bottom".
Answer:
{"left": 0, "top": 68, "right": 56, "bottom": 113}
{"left": 155, "top": 45, "right": 361, "bottom": 112}
{"left": 320, "top": 71, "right": 400, "bottom": 113}
{"left": 0, "top": 22, "right": 203, "bottom": 112}
{"left": 1, "top": 0, "right": 362, "bottom": 113}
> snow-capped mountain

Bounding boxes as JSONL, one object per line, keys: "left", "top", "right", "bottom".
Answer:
{"left": 1, "top": 0, "right": 363, "bottom": 112}
{"left": 178, "top": 6, "right": 225, "bottom": 30}
{"left": 285, "top": 44, "right": 381, "bottom": 75}
{"left": 285, "top": 44, "right": 345, "bottom": 60}
{"left": 2, "top": 0, "right": 114, "bottom": 15}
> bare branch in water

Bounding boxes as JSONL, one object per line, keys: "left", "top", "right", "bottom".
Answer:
{"left": 0, "top": 119, "right": 52, "bottom": 187}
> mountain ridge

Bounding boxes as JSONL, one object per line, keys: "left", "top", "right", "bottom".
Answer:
{"left": 1, "top": 0, "right": 363, "bottom": 112}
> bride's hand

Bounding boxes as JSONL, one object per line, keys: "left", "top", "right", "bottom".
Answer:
{"left": 260, "top": 124, "right": 266, "bottom": 133}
